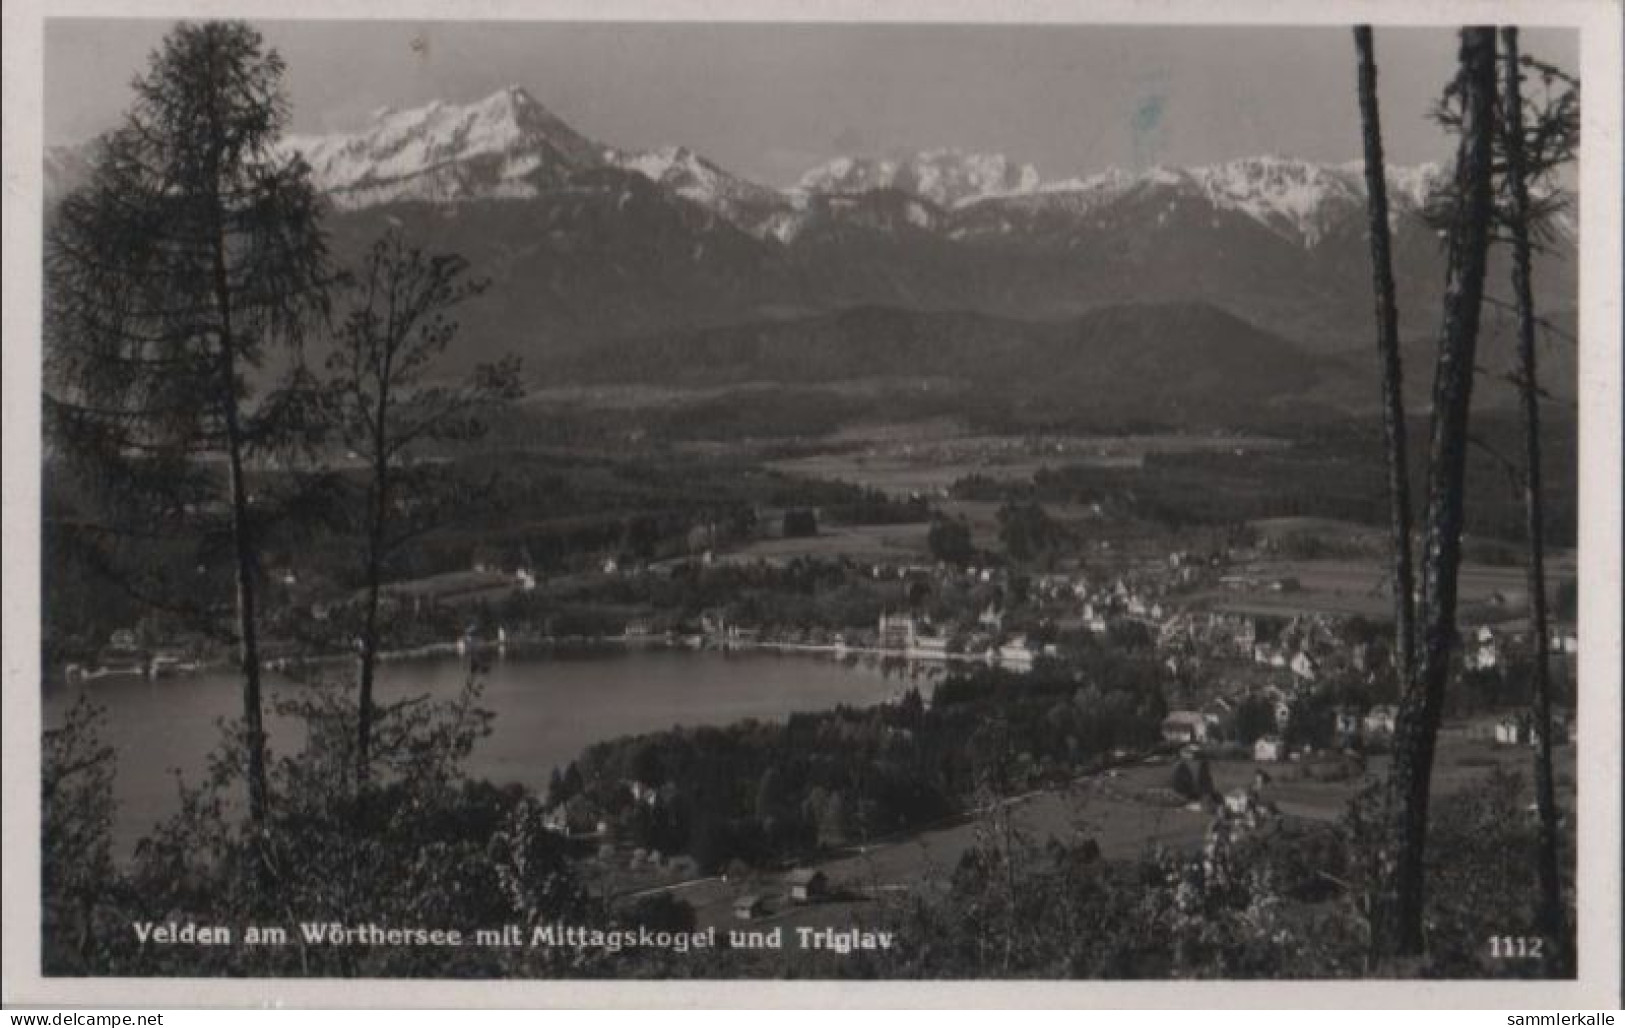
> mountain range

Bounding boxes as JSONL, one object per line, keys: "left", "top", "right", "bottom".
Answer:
{"left": 44, "top": 86, "right": 1579, "bottom": 422}
{"left": 259, "top": 85, "right": 1464, "bottom": 247}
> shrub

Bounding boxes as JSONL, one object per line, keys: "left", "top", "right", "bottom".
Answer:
{"left": 41, "top": 697, "right": 119, "bottom": 975}
{"left": 50, "top": 671, "right": 590, "bottom": 977}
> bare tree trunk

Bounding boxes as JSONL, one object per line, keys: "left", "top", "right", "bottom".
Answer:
{"left": 222, "top": 396, "right": 269, "bottom": 827}
{"left": 355, "top": 288, "right": 397, "bottom": 787}
{"left": 356, "top": 448, "right": 389, "bottom": 786}
{"left": 1499, "top": 25, "right": 1568, "bottom": 974}
{"left": 1353, "top": 26, "right": 1419, "bottom": 688}
{"left": 204, "top": 62, "right": 269, "bottom": 827}
{"left": 1354, "top": 26, "right": 1419, "bottom": 959}
{"left": 1387, "top": 25, "right": 1499, "bottom": 958}
{"left": 356, "top": 523, "right": 381, "bottom": 784}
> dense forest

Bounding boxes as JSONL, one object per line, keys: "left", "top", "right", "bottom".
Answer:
{"left": 557, "top": 653, "right": 1167, "bottom": 872}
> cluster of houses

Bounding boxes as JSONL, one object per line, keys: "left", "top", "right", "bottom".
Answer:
{"left": 1244, "top": 614, "right": 1347, "bottom": 680}
{"left": 63, "top": 628, "right": 204, "bottom": 682}
{"left": 870, "top": 611, "right": 1048, "bottom": 667}
{"left": 1490, "top": 711, "right": 1577, "bottom": 748}
{"left": 1159, "top": 611, "right": 1258, "bottom": 659}
{"left": 1245, "top": 703, "right": 1399, "bottom": 763}
{"left": 1164, "top": 694, "right": 1576, "bottom": 762}
{"left": 1159, "top": 607, "right": 1376, "bottom": 701}
{"left": 654, "top": 547, "right": 1232, "bottom": 666}
{"left": 1160, "top": 698, "right": 1401, "bottom": 762}
{"left": 1463, "top": 623, "right": 1580, "bottom": 671}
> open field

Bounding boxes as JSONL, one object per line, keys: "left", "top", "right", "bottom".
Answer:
{"left": 375, "top": 568, "right": 524, "bottom": 607}
{"left": 1197, "top": 556, "right": 1577, "bottom": 624}
{"left": 711, "top": 496, "right": 1107, "bottom": 565}
{"left": 522, "top": 378, "right": 962, "bottom": 412}
{"left": 933, "top": 498, "right": 1109, "bottom": 551}
{"left": 718, "top": 523, "right": 933, "bottom": 565}
{"left": 769, "top": 430, "right": 1294, "bottom": 500}
{"left": 771, "top": 452, "right": 1046, "bottom": 500}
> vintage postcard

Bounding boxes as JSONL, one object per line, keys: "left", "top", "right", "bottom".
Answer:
{"left": 3, "top": 0, "right": 1621, "bottom": 1009}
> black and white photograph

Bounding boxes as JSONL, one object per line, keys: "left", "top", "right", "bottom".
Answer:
{"left": 3, "top": 0, "right": 1622, "bottom": 1007}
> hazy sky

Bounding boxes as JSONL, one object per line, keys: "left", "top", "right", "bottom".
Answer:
{"left": 44, "top": 20, "right": 1579, "bottom": 187}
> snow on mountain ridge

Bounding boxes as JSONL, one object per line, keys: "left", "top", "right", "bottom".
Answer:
{"left": 53, "top": 83, "right": 1459, "bottom": 245}
{"left": 1376, "top": 161, "right": 1448, "bottom": 212}
{"left": 1181, "top": 156, "right": 1366, "bottom": 245}
{"left": 281, "top": 85, "right": 605, "bottom": 208}
{"left": 953, "top": 156, "right": 1451, "bottom": 245}
{"left": 265, "top": 88, "right": 1457, "bottom": 243}
{"left": 798, "top": 149, "right": 1042, "bottom": 208}
{"left": 607, "top": 144, "right": 782, "bottom": 210}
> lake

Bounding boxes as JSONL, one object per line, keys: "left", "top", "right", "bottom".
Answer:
{"left": 42, "top": 647, "right": 914, "bottom": 859}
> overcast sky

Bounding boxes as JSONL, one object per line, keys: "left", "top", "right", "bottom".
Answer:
{"left": 44, "top": 20, "right": 1579, "bottom": 187}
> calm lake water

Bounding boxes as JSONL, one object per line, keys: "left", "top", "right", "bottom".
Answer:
{"left": 42, "top": 648, "right": 911, "bottom": 859}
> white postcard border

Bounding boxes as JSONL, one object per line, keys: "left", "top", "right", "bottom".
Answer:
{"left": 4, "top": 0, "right": 1620, "bottom": 1009}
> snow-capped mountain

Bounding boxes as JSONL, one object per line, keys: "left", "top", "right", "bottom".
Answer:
{"left": 1357, "top": 159, "right": 1449, "bottom": 213}
{"left": 281, "top": 86, "right": 607, "bottom": 209}
{"left": 51, "top": 87, "right": 1460, "bottom": 249}
{"left": 797, "top": 150, "right": 1042, "bottom": 209}
{"left": 605, "top": 144, "right": 788, "bottom": 232}
{"left": 1184, "top": 155, "right": 1448, "bottom": 245}
{"left": 785, "top": 152, "right": 1458, "bottom": 248}
{"left": 274, "top": 88, "right": 792, "bottom": 231}
{"left": 945, "top": 168, "right": 1143, "bottom": 236}
{"left": 43, "top": 87, "right": 1574, "bottom": 378}
{"left": 1189, "top": 156, "right": 1369, "bottom": 244}
{"left": 954, "top": 156, "right": 1450, "bottom": 247}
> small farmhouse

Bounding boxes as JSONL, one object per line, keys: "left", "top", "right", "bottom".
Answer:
{"left": 787, "top": 868, "right": 829, "bottom": 904}
{"left": 1253, "top": 735, "right": 1285, "bottom": 762}
{"left": 877, "top": 612, "right": 919, "bottom": 651}
{"left": 1161, "top": 710, "right": 1212, "bottom": 745}
{"left": 1494, "top": 716, "right": 1527, "bottom": 746}
{"left": 1364, "top": 705, "right": 1398, "bottom": 737}
{"left": 1289, "top": 651, "right": 1319, "bottom": 682}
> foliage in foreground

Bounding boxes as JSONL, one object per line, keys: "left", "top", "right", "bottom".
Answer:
{"left": 867, "top": 769, "right": 1573, "bottom": 980}
{"left": 44, "top": 683, "right": 1571, "bottom": 979}
{"left": 43, "top": 674, "right": 593, "bottom": 977}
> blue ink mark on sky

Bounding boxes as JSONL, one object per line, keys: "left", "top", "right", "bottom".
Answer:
{"left": 1132, "top": 93, "right": 1165, "bottom": 134}
{"left": 1130, "top": 91, "right": 1168, "bottom": 170}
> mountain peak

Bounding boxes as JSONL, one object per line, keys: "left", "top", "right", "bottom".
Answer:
{"left": 481, "top": 83, "right": 544, "bottom": 117}
{"left": 282, "top": 87, "right": 604, "bottom": 208}
{"left": 607, "top": 142, "right": 785, "bottom": 231}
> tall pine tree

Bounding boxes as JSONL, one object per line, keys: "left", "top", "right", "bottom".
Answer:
{"left": 1499, "top": 26, "right": 1578, "bottom": 973}
{"left": 1386, "top": 25, "right": 1499, "bottom": 958}
{"left": 45, "top": 21, "right": 329, "bottom": 827}
{"left": 1353, "top": 25, "right": 1418, "bottom": 687}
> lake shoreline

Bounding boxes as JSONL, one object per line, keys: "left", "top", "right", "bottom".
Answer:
{"left": 52, "top": 628, "right": 1009, "bottom": 691}
{"left": 45, "top": 646, "right": 911, "bottom": 864}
